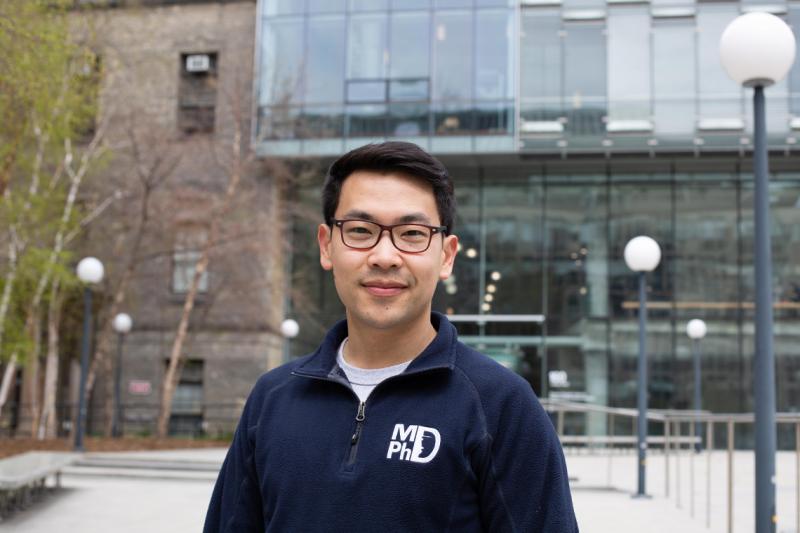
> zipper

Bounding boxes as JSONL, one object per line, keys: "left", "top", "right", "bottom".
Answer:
{"left": 291, "top": 364, "right": 451, "bottom": 468}
{"left": 347, "top": 401, "right": 366, "bottom": 466}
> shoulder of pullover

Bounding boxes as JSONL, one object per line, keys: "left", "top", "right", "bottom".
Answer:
{"left": 451, "top": 342, "right": 551, "bottom": 439}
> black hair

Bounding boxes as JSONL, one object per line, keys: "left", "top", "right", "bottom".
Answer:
{"left": 321, "top": 141, "right": 456, "bottom": 234}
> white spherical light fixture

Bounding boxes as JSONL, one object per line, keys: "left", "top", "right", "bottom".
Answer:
{"left": 719, "top": 12, "right": 796, "bottom": 87}
{"left": 280, "top": 318, "right": 300, "bottom": 339}
{"left": 623, "top": 236, "right": 662, "bottom": 272}
{"left": 113, "top": 313, "right": 133, "bottom": 334}
{"left": 686, "top": 319, "right": 708, "bottom": 340}
{"left": 77, "top": 257, "right": 105, "bottom": 284}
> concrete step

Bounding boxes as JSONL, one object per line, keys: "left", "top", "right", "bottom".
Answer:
{"left": 62, "top": 464, "right": 219, "bottom": 482}
{"left": 74, "top": 455, "right": 222, "bottom": 472}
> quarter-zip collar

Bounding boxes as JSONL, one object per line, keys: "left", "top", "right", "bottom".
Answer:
{"left": 293, "top": 311, "right": 457, "bottom": 380}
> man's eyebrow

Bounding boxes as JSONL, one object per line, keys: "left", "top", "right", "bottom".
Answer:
{"left": 340, "top": 210, "right": 435, "bottom": 225}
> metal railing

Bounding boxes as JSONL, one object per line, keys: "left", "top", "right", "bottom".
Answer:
{"left": 0, "top": 402, "right": 244, "bottom": 439}
{"left": 543, "top": 399, "right": 800, "bottom": 533}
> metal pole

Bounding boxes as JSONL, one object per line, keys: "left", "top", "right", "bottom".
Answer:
{"left": 753, "top": 85, "right": 777, "bottom": 533}
{"left": 727, "top": 419, "right": 734, "bottom": 533}
{"left": 74, "top": 287, "right": 92, "bottom": 452}
{"left": 665, "top": 418, "right": 670, "bottom": 498}
{"left": 796, "top": 421, "right": 800, "bottom": 533}
{"left": 690, "top": 420, "right": 695, "bottom": 517}
{"left": 693, "top": 338, "right": 702, "bottom": 452}
{"left": 636, "top": 271, "right": 648, "bottom": 497}
{"left": 677, "top": 420, "right": 682, "bottom": 509}
{"left": 112, "top": 332, "right": 124, "bottom": 438}
{"left": 707, "top": 420, "right": 713, "bottom": 529}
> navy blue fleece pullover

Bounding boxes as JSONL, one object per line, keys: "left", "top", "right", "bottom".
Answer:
{"left": 204, "top": 312, "right": 579, "bottom": 532}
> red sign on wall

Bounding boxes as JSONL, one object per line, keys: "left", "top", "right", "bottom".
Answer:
{"left": 128, "top": 380, "right": 152, "bottom": 395}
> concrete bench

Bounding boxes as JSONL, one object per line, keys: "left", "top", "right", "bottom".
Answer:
{"left": 0, "top": 452, "right": 78, "bottom": 519}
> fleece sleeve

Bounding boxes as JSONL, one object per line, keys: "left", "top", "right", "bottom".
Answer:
{"left": 474, "top": 380, "right": 579, "bottom": 533}
{"left": 203, "top": 390, "right": 264, "bottom": 533}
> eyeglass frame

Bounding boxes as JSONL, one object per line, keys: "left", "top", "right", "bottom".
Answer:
{"left": 331, "top": 218, "right": 448, "bottom": 254}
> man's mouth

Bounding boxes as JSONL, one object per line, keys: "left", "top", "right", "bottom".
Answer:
{"left": 362, "top": 280, "right": 407, "bottom": 297}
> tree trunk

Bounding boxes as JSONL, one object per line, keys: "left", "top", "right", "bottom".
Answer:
{"left": 26, "top": 312, "right": 42, "bottom": 437}
{"left": 155, "top": 128, "right": 244, "bottom": 438}
{"left": 91, "top": 186, "right": 152, "bottom": 437}
{"left": 0, "top": 353, "right": 18, "bottom": 420}
{"left": 38, "top": 280, "right": 62, "bottom": 439}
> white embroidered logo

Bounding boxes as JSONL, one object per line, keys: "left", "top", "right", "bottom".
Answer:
{"left": 386, "top": 424, "right": 441, "bottom": 463}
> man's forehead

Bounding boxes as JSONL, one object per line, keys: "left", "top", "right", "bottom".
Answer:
{"left": 336, "top": 170, "right": 440, "bottom": 223}
{"left": 339, "top": 209, "right": 435, "bottom": 225}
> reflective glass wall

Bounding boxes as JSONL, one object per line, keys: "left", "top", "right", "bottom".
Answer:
{"left": 289, "top": 159, "right": 800, "bottom": 441}
{"left": 520, "top": 3, "right": 800, "bottom": 153}
{"left": 256, "top": 0, "right": 516, "bottom": 156}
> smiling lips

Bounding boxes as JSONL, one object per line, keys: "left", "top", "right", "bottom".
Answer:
{"left": 362, "top": 280, "right": 407, "bottom": 297}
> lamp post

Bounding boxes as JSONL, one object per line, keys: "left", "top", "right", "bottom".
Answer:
{"left": 280, "top": 318, "right": 299, "bottom": 363}
{"left": 624, "top": 235, "right": 661, "bottom": 498}
{"left": 74, "top": 257, "right": 104, "bottom": 452}
{"left": 720, "top": 13, "right": 796, "bottom": 532}
{"left": 686, "top": 319, "right": 707, "bottom": 452}
{"left": 112, "top": 313, "right": 132, "bottom": 438}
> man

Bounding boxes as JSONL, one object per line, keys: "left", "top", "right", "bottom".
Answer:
{"left": 204, "top": 142, "right": 578, "bottom": 532}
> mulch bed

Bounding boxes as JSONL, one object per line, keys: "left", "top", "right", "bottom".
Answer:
{"left": 0, "top": 436, "right": 232, "bottom": 460}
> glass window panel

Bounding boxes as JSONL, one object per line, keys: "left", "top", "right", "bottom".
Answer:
{"left": 390, "top": 0, "right": 431, "bottom": 9}
{"left": 347, "top": 80, "right": 386, "bottom": 102}
{"left": 258, "top": 106, "right": 302, "bottom": 140}
{"left": 297, "top": 106, "right": 345, "bottom": 138}
{"left": 653, "top": 19, "right": 696, "bottom": 136}
{"left": 436, "top": 0, "right": 472, "bottom": 6}
{"left": 306, "top": 17, "right": 346, "bottom": 105}
{"left": 308, "top": 0, "right": 345, "bottom": 13}
{"left": 389, "top": 79, "right": 429, "bottom": 101}
{"left": 390, "top": 12, "right": 431, "bottom": 79}
{"left": 790, "top": 7, "right": 800, "bottom": 116}
{"left": 263, "top": 0, "right": 305, "bottom": 16}
{"left": 608, "top": 177, "right": 673, "bottom": 319}
{"left": 349, "top": 0, "right": 389, "bottom": 11}
{"left": 563, "top": 22, "right": 606, "bottom": 136}
{"left": 607, "top": 7, "right": 651, "bottom": 122}
{"left": 173, "top": 251, "right": 208, "bottom": 293}
{"left": 546, "top": 178, "right": 609, "bottom": 332}
{"left": 477, "top": 0, "right": 511, "bottom": 5}
{"left": 433, "top": 102, "right": 474, "bottom": 134}
{"left": 260, "top": 18, "right": 305, "bottom": 106}
{"left": 388, "top": 103, "right": 430, "bottom": 136}
{"left": 563, "top": 0, "right": 603, "bottom": 11}
{"left": 433, "top": 11, "right": 473, "bottom": 101}
{"left": 346, "top": 104, "right": 387, "bottom": 136}
{"left": 521, "top": 10, "right": 562, "bottom": 120}
{"left": 347, "top": 13, "right": 388, "bottom": 79}
{"left": 474, "top": 101, "right": 512, "bottom": 135}
{"left": 673, "top": 178, "right": 740, "bottom": 321}
{"left": 697, "top": 5, "right": 742, "bottom": 121}
{"left": 475, "top": 10, "right": 513, "bottom": 101}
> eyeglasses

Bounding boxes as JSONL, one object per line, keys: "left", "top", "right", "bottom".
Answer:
{"left": 332, "top": 219, "right": 447, "bottom": 253}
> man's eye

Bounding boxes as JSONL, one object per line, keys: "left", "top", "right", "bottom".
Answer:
{"left": 400, "top": 228, "right": 428, "bottom": 240}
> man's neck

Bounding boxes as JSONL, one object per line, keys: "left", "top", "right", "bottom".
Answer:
{"left": 343, "top": 313, "right": 436, "bottom": 369}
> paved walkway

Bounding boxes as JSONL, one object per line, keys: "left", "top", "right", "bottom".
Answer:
{"left": 3, "top": 448, "right": 797, "bottom": 532}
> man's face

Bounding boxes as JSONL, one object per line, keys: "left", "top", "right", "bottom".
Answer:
{"left": 317, "top": 171, "right": 458, "bottom": 332}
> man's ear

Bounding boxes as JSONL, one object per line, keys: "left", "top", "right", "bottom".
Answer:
{"left": 318, "top": 223, "right": 333, "bottom": 271}
{"left": 439, "top": 234, "right": 458, "bottom": 281}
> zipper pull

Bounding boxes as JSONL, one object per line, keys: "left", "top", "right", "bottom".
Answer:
{"left": 351, "top": 402, "right": 366, "bottom": 444}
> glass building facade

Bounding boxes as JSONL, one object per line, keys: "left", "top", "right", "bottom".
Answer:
{"left": 256, "top": 0, "right": 800, "bottom": 439}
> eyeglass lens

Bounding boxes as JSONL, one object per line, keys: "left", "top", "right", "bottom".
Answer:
{"left": 340, "top": 220, "right": 433, "bottom": 252}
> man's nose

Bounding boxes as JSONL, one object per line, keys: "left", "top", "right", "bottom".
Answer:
{"left": 368, "top": 229, "right": 402, "bottom": 268}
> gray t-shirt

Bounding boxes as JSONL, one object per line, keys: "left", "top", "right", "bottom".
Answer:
{"left": 336, "top": 338, "right": 411, "bottom": 403}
